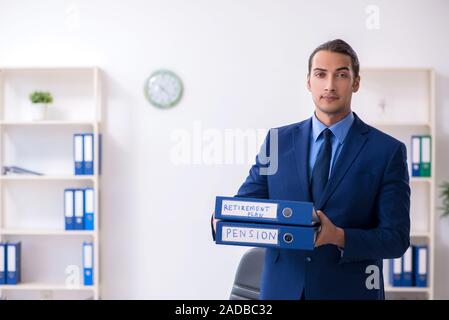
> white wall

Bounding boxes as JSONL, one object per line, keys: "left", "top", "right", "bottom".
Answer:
{"left": 1, "top": 0, "right": 449, "bottom": 299}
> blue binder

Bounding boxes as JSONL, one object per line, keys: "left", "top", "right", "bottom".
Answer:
{"left": 84, "top": 188, "right": 95, "bottom": 230}
{"left": 83, "top": 134, "right": 94, "bottom": 175}
{"left": 411, "top": 136, "right": 421, "bottom": 177}
{"left": 215, "top": 221, "right": 316, "bottom": 250}
{"left": 74, "top": 189, "right": 84, "bottom": 230}
{"left": 389, "top": 258, "right": 402, "bottom": 287}
{"left": 215, "top": 196, "right": 318, "bottom": 226}
{"left": 64, "top": 189, "right": 75, "bottom": 230}
{"left": 83, "top": 242, "right": 94, "bottom": 286}
{"left": 402, "top": 246, "right": 413, "bottom": 286}
{"left": 6, "top": 242, "right": 21, "bottom": 285}
{"left": 74, "top": 134, "right": 84, "bottom": 175}
{"left": 0, "top": 242, "right": 6, "bottom": 284}
{"left": 413, "top": 245, "right": 428, "bottom": 287}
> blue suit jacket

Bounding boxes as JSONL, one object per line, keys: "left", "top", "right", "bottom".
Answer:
{"left": 234, "top": 113, "right": 410, "bottom": 300}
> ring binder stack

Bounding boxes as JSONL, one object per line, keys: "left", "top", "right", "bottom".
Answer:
{"left": 214, "top": 196, "right": 319, "bottom": 250}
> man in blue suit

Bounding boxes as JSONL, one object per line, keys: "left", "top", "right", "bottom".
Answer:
{"left": 212, "top": 39, "right": 410, "bottom": 300}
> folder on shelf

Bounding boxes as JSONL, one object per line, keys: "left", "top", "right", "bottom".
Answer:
{"left": 414, "top": 245, "right": 428, "bottom": 287}
{"left": 84, "top": 134, "right": 94, "bottom": 175}
{"left": 389, "top": 257, "right": 402, "bottom": 287}
{"left": 64, "top": 189, "right": 75, "bottom": 230}
{"left": 84, "top": 188, "right": 95, "bottom": 231}
{"left": 74, "top": 189, "right": 84, "bottom": 230}
{"left": 402, "top": 246, "right": 413, "bottom": 286}
{"left": 215, "top": 196, "right": 318, "bottom": 226}
{"left": 411, "top": 135, "right": 421, "bottom": 177}
{"left": 74, "top": 134, "right": 84, "bottom": 175}
{"left": 6, "top": 242, "right": 21, "bottom": 285}
{"left": 420, "top": 135, "right": 431, "bottom": 177}
{"left": 0, "top": 242, "right": 6, "bottom": 284}
{"left": 83, "top": 242, "right": 94, "bottom": 286}
{"left": 215, "top": 221, "right": 317, "bottom": 250}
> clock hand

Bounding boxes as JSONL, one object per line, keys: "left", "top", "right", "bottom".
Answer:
{"left": 156, "top": 85, "right": 169, "bottom": 95}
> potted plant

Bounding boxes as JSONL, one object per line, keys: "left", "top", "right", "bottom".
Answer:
{"left": 28, "top": 91, "right": 53, "bottom": 121}
{"left": 439, "top": 181, "right": 449, "bottom": 218}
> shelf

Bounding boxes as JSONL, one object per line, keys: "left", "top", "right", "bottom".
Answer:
{"left": 410, "top": 177, "right": 432, "bottom": 183}
{"left": 411, "top": 231, "right": 431, "bottom": 238}
{"left": 0, "top": 229, "right": 95, "bottom": 236}
{"left": 385, "top": 286, "right": 430, "bottom": 293}
{"left": 0, "top": 282, "right": 95, "bottom": 291}
{"left": 0, "top": 66, "right": 97, "bottom": 72}
{"left": 0, "top": 120, "right": 96, "bottom": 126}
{"left": 0, "top": 175, "right": 96, "bottom": 181}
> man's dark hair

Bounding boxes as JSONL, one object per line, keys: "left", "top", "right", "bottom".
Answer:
{"left": 308, "top": 39, "right": 360, "bottom": 78}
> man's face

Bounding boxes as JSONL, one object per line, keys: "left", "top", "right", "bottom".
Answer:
{"left": 307, "top": 50, "right": 360, "bottom": 115}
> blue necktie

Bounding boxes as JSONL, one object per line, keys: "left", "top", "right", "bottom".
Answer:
{"left": 311, "top": 128, "right": 332, "bottom": 203}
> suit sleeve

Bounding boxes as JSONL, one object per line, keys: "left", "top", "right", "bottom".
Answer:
{"left": 340, "top": 142, "right": 411, "bottom": 263}
{"left": 210, "top": 130, "right": 272, "bottom": 241}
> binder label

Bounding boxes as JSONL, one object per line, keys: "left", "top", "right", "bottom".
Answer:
{"left": 221, "top": 200, "right": 278, "bottom": 219}
{"left": 419, "top": 248, "right": 427, "bottom": 274}
{"left": 0, "top": 245, "right": 4, "bottom": 272}
{"left": 84, "top": 245, "right": 93, "bottom": 269}
{"left": 421, "top": 137, "right": 430, "bottom": 163}
{"left": 84, "top": 135, "right": 93, "bottom": 162}
{"left": 403, "top": 247, "right": 412, "bottom": 272}
{"left": 222, "top": 226, "right": 278, "bottom": 245}
{"left": 75, "top": 135, "right": 83, "bottom": 162}
{"left": 7, "top": 246, "right": 16, "bottom": 272}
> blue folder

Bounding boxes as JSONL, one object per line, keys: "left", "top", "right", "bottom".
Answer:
{"left": 6, "top": 242, "right": 21, "bottom": 285}
{"left": 74, "top": 189, "right": 84, "bottom": 230}
{"left": 0, "top": 242, "right": 6, "bottom": 284}
{"left": 83, "top": 134, "right": 94, "bottom": 175}
{"left": 215, "top": 196, "right": 318, "bottom": 226}
{"left": 215, "top": 221, "right": 317, "bottom": 250}
{"left": 413, "top": 245, "right": 428, "bottom": 287}
{"left": 74, "top": 134, "right": 84, "bottom": 175}
{"left": 83, "top": 242, "right": 94, "bottom": 286}
{"left": 64, "top": 189, "right": 75, "bottom": 230}
{"left": 411, "top": 136, "right": 421, "bottom": 177}
{"left": 84, "top": 188, "right": 95, "bottom": 230}
{"left": 389, "top": 258, "right": 402, "bottom": 287}
{"left": 402, "top": 246, "right": 413, "bottom": 286}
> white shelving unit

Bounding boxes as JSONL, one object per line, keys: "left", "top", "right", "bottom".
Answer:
{"left": 0, "top": 67, "right": 102, "bottom": 300}
{"left": 353, "top": 68, "right": 435, "bottom": 300}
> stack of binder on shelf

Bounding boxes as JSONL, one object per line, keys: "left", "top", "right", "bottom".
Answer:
{"left": 411, "top": 135, "right": 432, "bottom": 177}
{"left": 389, "top": 245, "right": 428, "bottom": 287}
{"left": 0, "top": 242, "right": 21, "bottom": 285}
{"left": 83, "top": 242, "right": 94, "bottom": 286}
{"left": 214, "top": 196, "right": 319, "bottom": 250}
{"left": 74, "top": 133, "right": 96, "bottom": 175}
{"left": 64, "top": 188, "right": 95, "bottom": 230}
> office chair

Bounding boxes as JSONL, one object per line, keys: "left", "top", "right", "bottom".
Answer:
{"left": 229, "top": 248, "right": 266, "bottom": 300}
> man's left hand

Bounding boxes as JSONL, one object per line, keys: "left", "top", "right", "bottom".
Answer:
{"left": 315, "top": 210, "right": 345, "bottom": 248}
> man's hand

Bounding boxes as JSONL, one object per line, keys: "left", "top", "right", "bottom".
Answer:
{"left": 315, "top": 210, "right": 345, "bottom": 248}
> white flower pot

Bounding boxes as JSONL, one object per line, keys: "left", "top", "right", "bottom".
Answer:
{"left": 30, "top": 103, "right": 48, "bottom": 121}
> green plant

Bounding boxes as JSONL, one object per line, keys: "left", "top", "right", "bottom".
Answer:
{"left": 439, "top": 181, "right": 449, "bottom": 218}
{"left": 29, "top": 91, "right": 53, "bottom": 104}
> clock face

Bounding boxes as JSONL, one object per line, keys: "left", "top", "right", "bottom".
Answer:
{"left": 144, "top": 70, "right": 183, "bottom": 109}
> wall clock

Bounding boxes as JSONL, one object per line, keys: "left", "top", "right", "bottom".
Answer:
{"left": 144, "top": 69, "right": 183, "bottom": 109}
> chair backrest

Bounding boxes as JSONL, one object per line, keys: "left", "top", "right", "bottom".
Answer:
{"left": 229, "top": 248, "right": 266, "bottom": 300}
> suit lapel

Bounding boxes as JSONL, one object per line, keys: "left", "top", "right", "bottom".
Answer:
{"left": 315, "top": 113, "right": 370, "bottom": 210}
{"left": 292, "top": 118, "right": 313, "bottom": 202}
